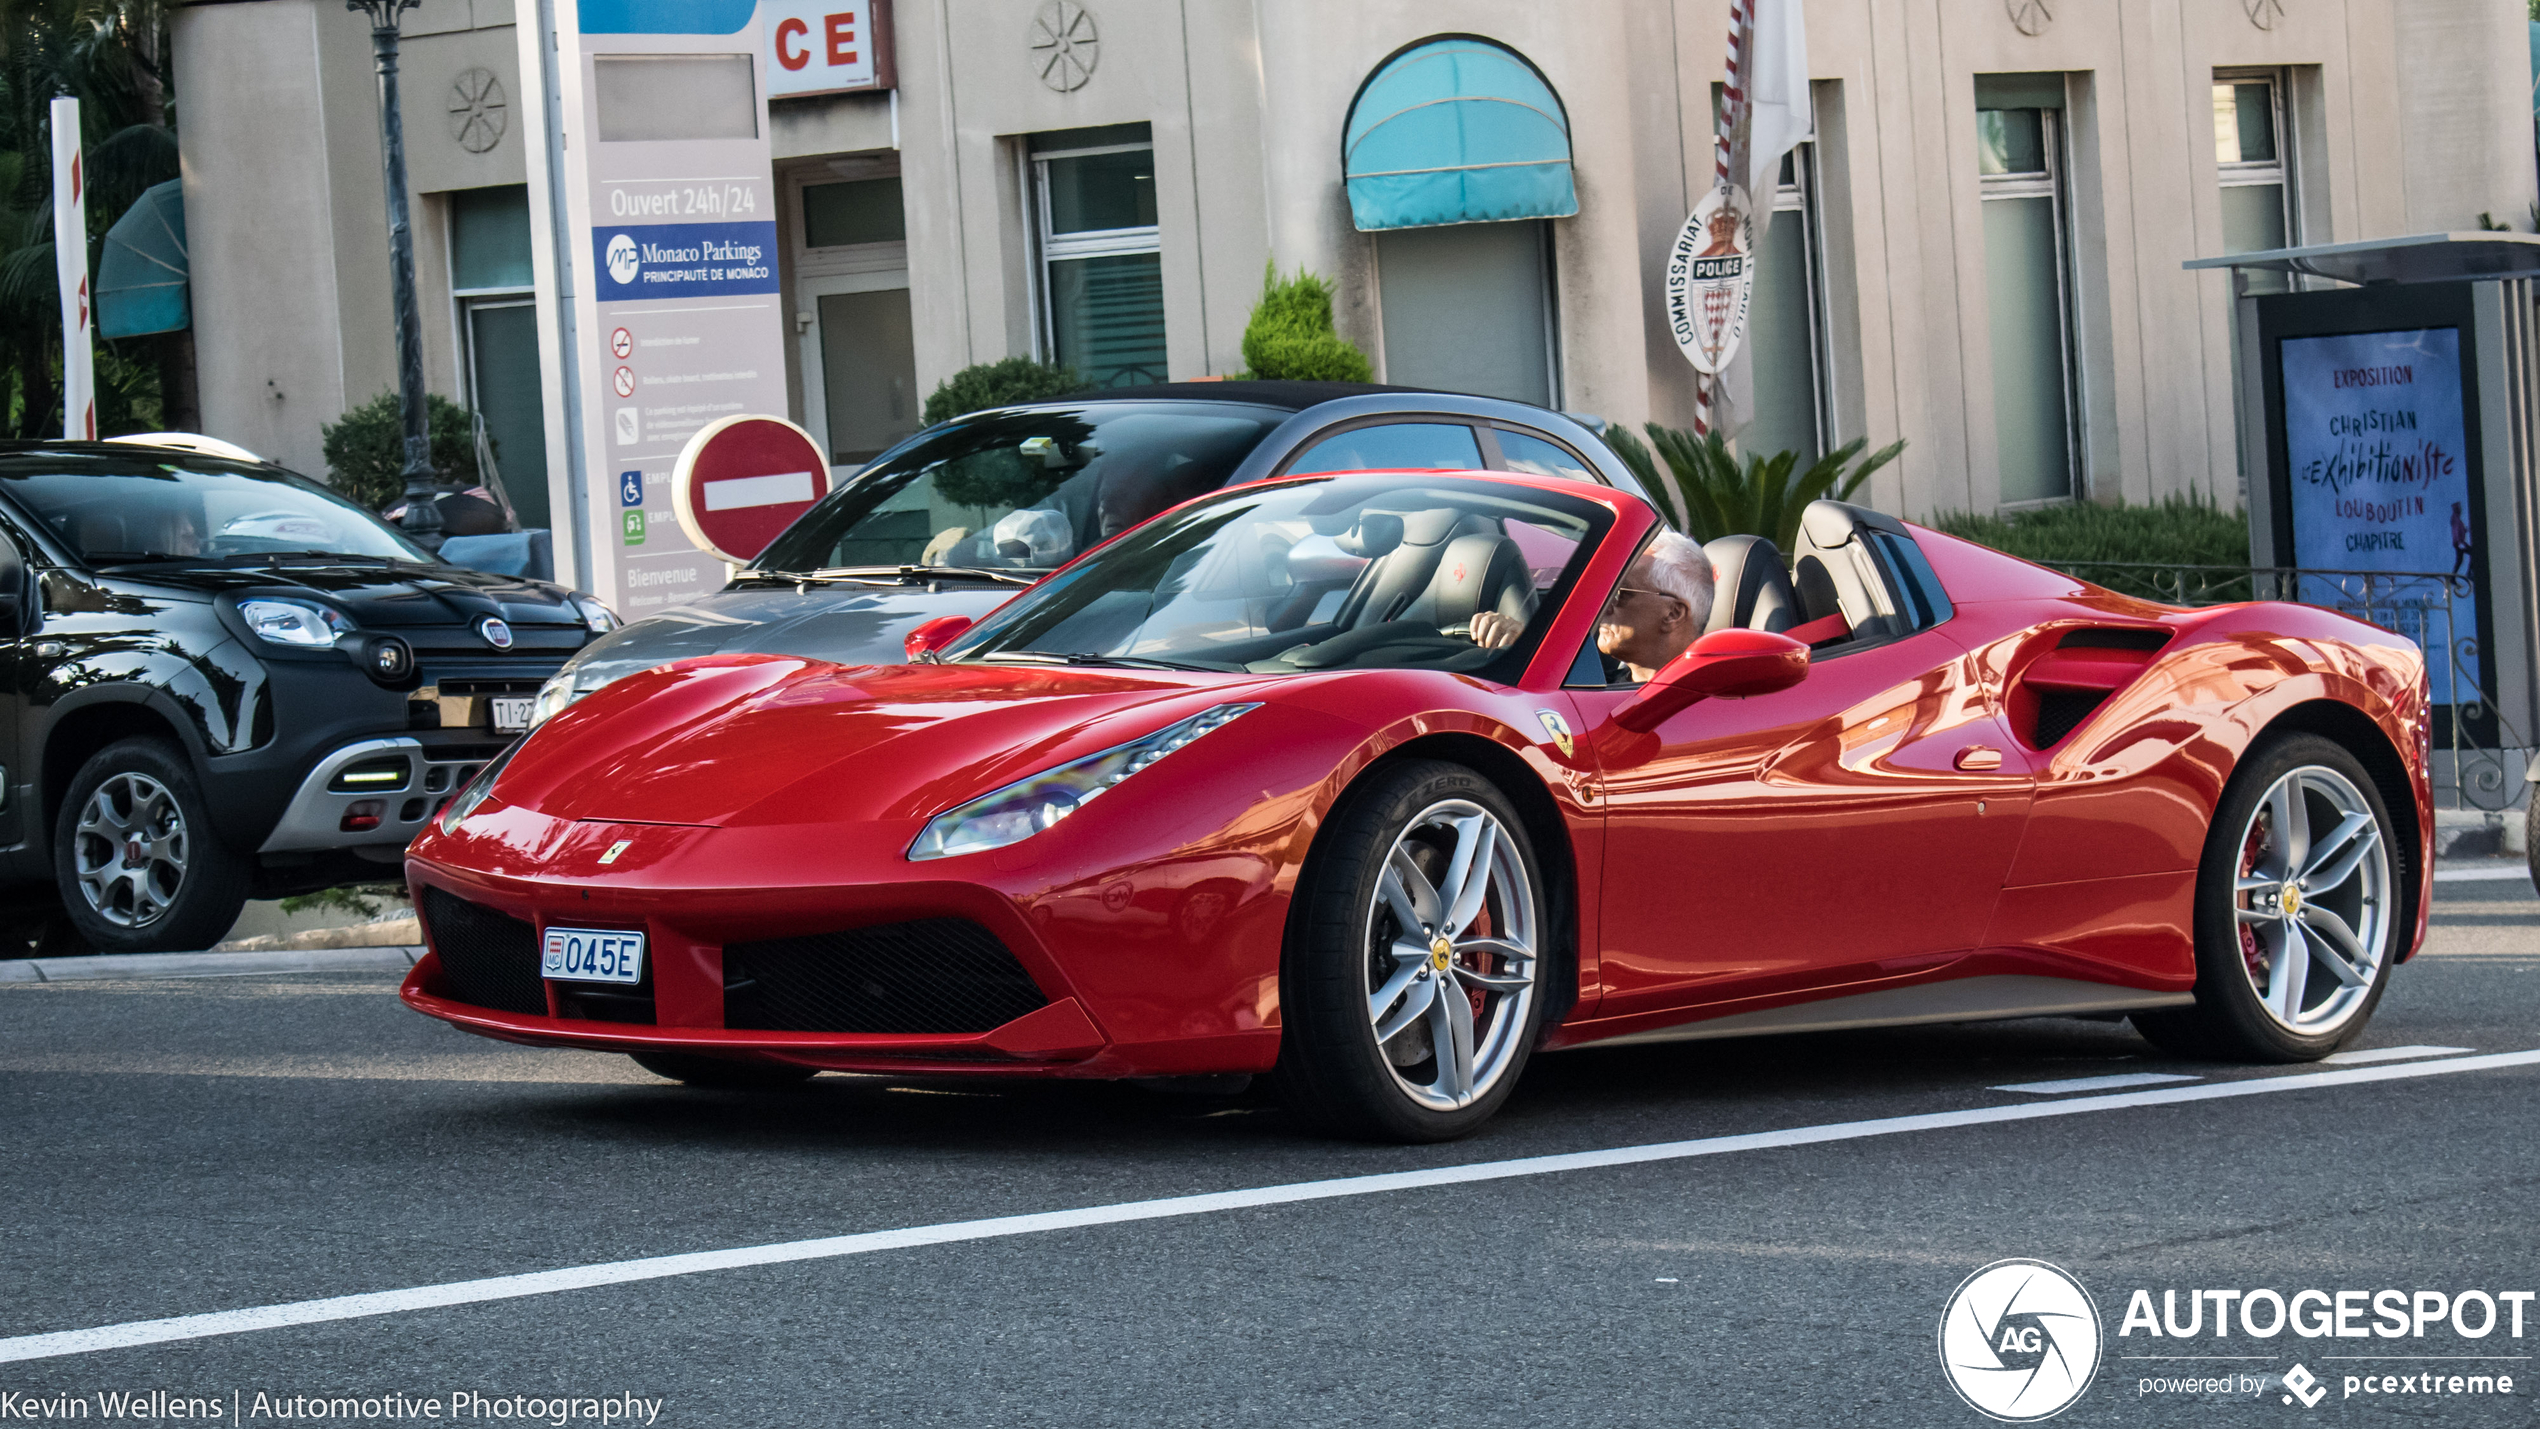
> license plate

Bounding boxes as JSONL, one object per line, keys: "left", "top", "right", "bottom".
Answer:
{"left": 541, "top": 927, "right": 646, "bottom": 984}
{"left": 491, "top": 696, "right": 535, "bottom": 733}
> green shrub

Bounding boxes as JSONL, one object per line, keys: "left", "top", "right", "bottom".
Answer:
{"left": 1601, "top": 423, "right": 1906, "bottom": 553}
{"left": 1928, "top": 495, "right": 2250, "bottom": 594}
{"left": 319, "top": 392, "right": 485, "bottom": 511}
{"left": 1240, "top": 265, "right": 1374, "bottom": 383}
{"left": 922, "top": 357, "right": 1085, "bottom": 427}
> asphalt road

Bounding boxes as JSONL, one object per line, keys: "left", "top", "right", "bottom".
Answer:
{"left": 1, "top": 871, "right": 2533, "bottom": 1428}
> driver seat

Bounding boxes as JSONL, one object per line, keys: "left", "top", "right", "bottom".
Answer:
{"left": 1332, "top": 508, "right": 1494, "bottom": 628}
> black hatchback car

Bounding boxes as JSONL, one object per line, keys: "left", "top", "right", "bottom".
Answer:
{"left": 0, "top": 442, "right": 618, "bottom": 953}
{"left": 532, "top": 381, "right": 1646, "bottom": 719}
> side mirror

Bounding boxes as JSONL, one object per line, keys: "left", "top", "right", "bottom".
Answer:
{"left": 903, "top": 614, "right": 975, "bottom": 661}
{"left": 1612, "top": 628, "right": 1809, "bottom": 733}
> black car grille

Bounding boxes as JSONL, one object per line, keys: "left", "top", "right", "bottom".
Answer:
{"left": 723, "top": 919, "right": 1047, "bottom": 1035}
{"left": 419, "top": 886, "right": 547, "bottom": 1016}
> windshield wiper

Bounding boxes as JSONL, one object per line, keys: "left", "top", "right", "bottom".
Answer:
{"left": 984, "top": 650, "right": 1219, "bottom": 672}
{"left": 735, "top": 564, "right": 1042, "bottom": 589}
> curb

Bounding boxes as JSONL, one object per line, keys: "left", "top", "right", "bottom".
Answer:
{"left": 0, "top": 945, "right": 422, "bottom": 984}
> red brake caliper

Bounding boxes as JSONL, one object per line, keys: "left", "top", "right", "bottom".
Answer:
{"left": 2239, "top": 813, "right": 2270, "bottom": 980}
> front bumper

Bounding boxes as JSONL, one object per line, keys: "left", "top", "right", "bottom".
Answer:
{"left": 258, "top": 735, "right": 509, "bottom": 853}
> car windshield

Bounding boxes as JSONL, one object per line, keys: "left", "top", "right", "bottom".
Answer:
{"left": 752, "top": 402, "right": 1286, "bottom": 576}
{"left": 4, "top": 454, "right": 432, "bottom": 565}
{"left": 943, "top": 473, "right": 1613, "bottom": 679}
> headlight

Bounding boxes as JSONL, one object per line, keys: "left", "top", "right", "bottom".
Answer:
{"left": 907, "top": 703, "right": 1260, "bottom": 861}
{"left": 573, "top": 595, "right": 619, "bottom": 634}
{"left": 530, "top": 668, "right": 581, "bottom": 727}
{"left": 438, "top": 738, "right": 527, "bottom": 834}
{"left": 240, "top": 598, "right": 354, "bottom": 647}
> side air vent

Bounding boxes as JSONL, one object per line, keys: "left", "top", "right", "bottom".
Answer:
{"left": 419, "top": 886, "right": 547, "bottom": 1015}
{"left": 2011, "top": 626, "right": 2172, "bottom": 750}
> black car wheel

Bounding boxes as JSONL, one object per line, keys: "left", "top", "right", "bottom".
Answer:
{"left": 2134, "top": 733, "right": 2401, "bottom": 1062}
{"left": 1274, "top": 759, "right": 1546, "bottom": 1143}
{"left": 53, "top": 737, "right": 252, "bottom": 955}
{"left": 629, "top": 1052, "right": 820, "bottom": 1088}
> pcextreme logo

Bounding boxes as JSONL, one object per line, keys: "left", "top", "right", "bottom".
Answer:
{"left": 1939, "top": 1259, "right": 2103, "bottom": 1421}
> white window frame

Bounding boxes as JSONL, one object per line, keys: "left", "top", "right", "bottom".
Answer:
{"left": 2213, "top": 68, "right": 2297, "bottom": 273}
{"left": 1027, "top": 137, "right": 1162, "bottom": 374}
{"left": 1768, "top": 140, "right": 1837, "bottom": 458}
{"left": 1977, "top": 105, "right": 2080, "bottom": 507}
{"left": 787, "top": 162, "right": 911, "bottom": 479}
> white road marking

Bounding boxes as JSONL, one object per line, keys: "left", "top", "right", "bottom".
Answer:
{"left": 2323, "top": 1044, "right": 2473, "bottom": 1065}
{"left": 1989, "top": 1072, "right": 2200, "bottom": 1095}
{"left": 2432, "top": 867, "right": 2531, "bottom": 883}
{"left": 6, "top": 1047, "right": 2537, "bottom": 1366}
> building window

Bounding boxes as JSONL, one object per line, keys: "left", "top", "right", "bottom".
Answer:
{"left": 448, "top": 185, "right": 549, "bottom": 529}
{"left": 2214, "top": 72, "right": 2293, "bottom": 294}
{"left": 1976, "top": 74, "right": 2077, "bottom": 506}
{"left": 1030, "top": 124, "right": 1164, "bottom": 388}
{"left": 1745, "top": 144, "right": 1831, "bottom": 466}
{"left": 1374, "top": 220, "right": 1557, "bottom": 407}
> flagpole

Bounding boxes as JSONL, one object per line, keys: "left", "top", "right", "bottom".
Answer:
{"left": 1696, "top": 0, "right": 1753, "bottom": 441}
{"left": 50, "top": 95, "right": 94, "bottom": 442}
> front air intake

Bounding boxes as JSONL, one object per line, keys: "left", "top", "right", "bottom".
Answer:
{"left": 419, "top": 886, "right": 547, "bottom": 1015}
{"left": 723, "top": 919, "right": 1047, "bottom": 1034}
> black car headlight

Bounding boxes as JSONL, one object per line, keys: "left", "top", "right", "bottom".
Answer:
{"left": 907, "top": 703, "right": 1259, "bottom": 861}
{"left": 240, "top": 598, "right": 355, "bottom": 648}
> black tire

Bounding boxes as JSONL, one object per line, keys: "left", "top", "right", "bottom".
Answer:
{"left": 629, "top": 1051, "right": 819, "bottom": 1088}
{"left": 2133, "top": 733, "right": 2401, "bottom": 1062}
{"left": 2524, "top": 791, "right": 2537, "bottom": 897}
{"left": 51, "top": 737, "right": 252, "bottom": 955}
{"left": 1273, "top": 759, "right": 1547, "bottom": 1143}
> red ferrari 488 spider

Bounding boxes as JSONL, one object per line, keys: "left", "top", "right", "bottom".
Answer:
{"left": 403, "top": 468, "right": 2430, "bottom": 1141}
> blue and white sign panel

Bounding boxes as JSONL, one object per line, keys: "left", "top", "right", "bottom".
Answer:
{"left": 2282, "top": 326, "right": 2478, "bottom": 704}
{"left": 518, "top": 0, "right": 793, "bottom": 617}
{"left": 590, "top": 221, "right": 780, "bottom": 302}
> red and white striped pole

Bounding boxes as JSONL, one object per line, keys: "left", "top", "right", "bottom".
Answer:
{"left": 50, "top": 96, "right": 95, "bottom": 442}
{"left": 1694, "top": 0, "right": 1752, "bottom": 439}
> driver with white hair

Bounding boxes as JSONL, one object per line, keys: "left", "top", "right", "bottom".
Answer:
{"left": 1471, "top": 529, "right": 1714, "bottom": 682}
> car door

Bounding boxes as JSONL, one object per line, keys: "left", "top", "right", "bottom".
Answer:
{"left": 1566, "top": 552, "right": 2034, "bottom": 1023}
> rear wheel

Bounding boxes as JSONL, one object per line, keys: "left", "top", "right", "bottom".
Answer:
{"left": 1274, "top": 760, "right": 1545, "bottom": 1142}
{"left": 629, "top": 1052, "right": 819, "bottom": 1088}
{"left": 2134, "top": 734, "right": 2400, "bottom": 1061}
{"left": 53, "top": 738, "right": 251, "bottom": 955}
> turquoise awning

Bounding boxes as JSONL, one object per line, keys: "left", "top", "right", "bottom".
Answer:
{"left": 97, "top": 178, "right": 188, "bottom": 338}
{"left": 1343, "top": 37, "right": 1577, "bottom": 232}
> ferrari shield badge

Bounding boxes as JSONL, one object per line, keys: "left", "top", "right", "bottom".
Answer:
{"left": 1663, "top": 181, "right": 1756, "bottom": 376}
{"left": 1535, "top": 710, "right": 1575, "bottom": 759}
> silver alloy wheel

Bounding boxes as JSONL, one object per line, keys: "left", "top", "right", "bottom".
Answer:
{"left": 1363, "top": 798, "right": 1538, "bottom": 1111}
{"left": 72, "top": 771, "right": 190, "bottom": 929}
{"left": 2231, "top": 764, "right": 2391, "bottom": 1036}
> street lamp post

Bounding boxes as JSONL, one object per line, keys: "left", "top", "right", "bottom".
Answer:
{"left": 348, "top": 0, "right": 442, "bottom": 551}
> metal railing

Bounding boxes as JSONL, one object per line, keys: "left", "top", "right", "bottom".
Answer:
{"left": 2055, "top": 561, "right": 2527, "bottom": 813}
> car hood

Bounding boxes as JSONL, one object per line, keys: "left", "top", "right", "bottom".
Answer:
{"left": 119, "top": 560, "right": 586, "bottom": 627}
{"left": 494, "top": 655, "right": 1289, "bottom": 829}
{"left": 562, "top": 583, "right": 1019, "bottom": 689}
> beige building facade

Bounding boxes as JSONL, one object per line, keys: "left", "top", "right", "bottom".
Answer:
{"left": 173, "top": 0, "right": 2538, "bottom": 543}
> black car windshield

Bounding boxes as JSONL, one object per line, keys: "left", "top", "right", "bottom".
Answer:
{"left": 4, "top": 454, "right": 431, "bottom": 565}
{"left": 752, "top": 402, "right": 1286, "bottom": 576}
{"left": 942, "top": 473, "right": 1613, "bottom": 680}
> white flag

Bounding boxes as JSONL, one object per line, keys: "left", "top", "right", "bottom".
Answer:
{"left": 1739, "top": 0, "right": 1812, "bottom": 222}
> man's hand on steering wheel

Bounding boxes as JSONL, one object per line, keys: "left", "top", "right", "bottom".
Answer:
{"left": 1469, "top": 610, "right": 1524, "bottom": 649}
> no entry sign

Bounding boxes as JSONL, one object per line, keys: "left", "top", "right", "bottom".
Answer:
{"left": 670, "top": 415, "right": 829, "bottom": 566}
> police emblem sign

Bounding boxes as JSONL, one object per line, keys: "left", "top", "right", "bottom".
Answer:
{"left": 1664, "top": 182, "right": 1757, "bottom": 376}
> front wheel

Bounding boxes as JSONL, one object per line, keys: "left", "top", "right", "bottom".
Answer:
{"left": 1274, "top": 760, "right": 1547, "bottom": 1142}
{"left": 53, "top": 737, "right": 252, "bottom": 954}
{"left": 2134, "top": 734, "right": 2401, "bottom": 1061}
